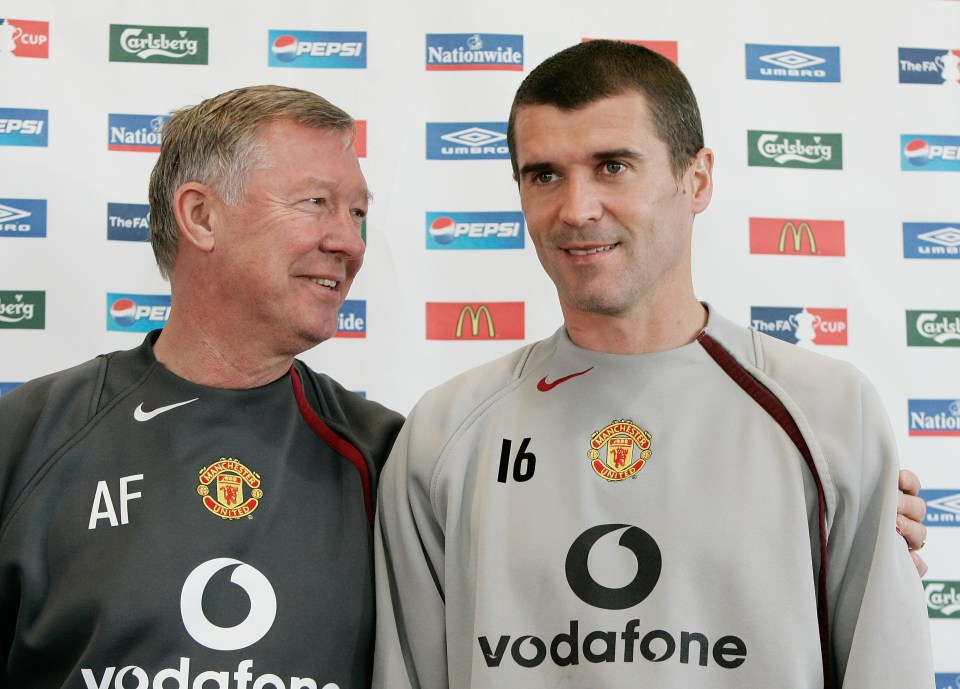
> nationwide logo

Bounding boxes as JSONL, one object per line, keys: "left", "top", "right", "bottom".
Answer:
{"left": 426, "top": 211, "right": 525, "bottom": 250}
{"left": 107, "top": 293, "right": 171, "bottom": 332}
{"left": 904, "top": 222, "right": 960, "bottom": 259}
{"left": 197, "top": 458, "right": 263, "bottom": 520}
{"left": 902, "top": 135, "right": 960, "bottom": 172}
{"left": 109, "top": 24, "right": 208, "bottom": 64}
{"left": 335, "top": 299, "right": 366, "bottom": 338}
{"left": 908, "top": 400, "right": 960, "bottom": 436}
{"left": 427, "top": 123, "right": 509, "bottom": 160}
{"left": 426, "top": 302, "right": 524, "bottom": 340}
{"left": 0, "top": 291, "right": 44, "bottom": 329}
{"left": 587, "top": 419, "right": 653, "bottom": 481}
{"left": 0, "top": 18, "right": 49, "bottom": 58}
{"left": 751, "top": 307, "right": 848, "bottom": 345}
{"left": 425, "top": 33, "right": 523, "bottom": 71}
{"left": 748, "top": 218, "right": 845, "bottom": 256}
{"left": 583, "top": 39, "right": 679, "bottom": 64}
{"left": 0, "top": 199, "right": 46, "bottom": 238}
{"left": 899, "top": 48, "right": 960, "bottom": 85}
{"left": 926, "top": 581, "right": 960, "bottom": 619}
{"left": 268, "top": 30, "right": 366, "bottom": 68}
{"left": 107, "top": 202, "right": 150, "bottom": 242}
{"left": 745, "top": 44, "right": 841, "bottom": 82}
{"left": 0, "top": 382, "right": 22, "bottom": 396}
{"left": 108, "top": 114, "right": 168, "bottom": 152}
{"left": 748, "top": 131, "right": 842, "bottom": 169}
{"left": 0, "top": 107, "right": 48, "bottom": 147}
{"left": 907, "top": 310, "right": 960, "bottom": 347}
{"left": 936, "top": 673, "right": 960, "bottom": 689}
{"left": 921, "top": 490, "right": 960, "bottom": 526}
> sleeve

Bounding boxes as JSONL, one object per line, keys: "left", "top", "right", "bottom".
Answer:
{"left": 372, "top": 408, "right": 450, "bottom": 689}
{"left": 826, "top": 377, "right": 934, "bottom": 687}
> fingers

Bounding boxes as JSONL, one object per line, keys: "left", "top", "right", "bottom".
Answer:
{"left": 898, "top": 468, "right": 921, "bottom": 496}
{"left": 898, "top": 490, "right": 927, "bottom": 524}
{"left": 898, "top": 470, "right": 929, "bottom": 577}
{"left": 910, "top": 549, "right": 929, "bottom": 578}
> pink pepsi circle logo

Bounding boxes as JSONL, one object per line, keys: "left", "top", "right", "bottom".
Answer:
{"left": 904, "top": 138, "right": 930, "bottom": 166}
{"left": 110, "top": 298, "right": 137, "bottom": 326}
{"left": 429, "top": 216, "right": 456, "bottom": 244}
{"left": 271, "top": 35, "right": 298, "bottom": 62}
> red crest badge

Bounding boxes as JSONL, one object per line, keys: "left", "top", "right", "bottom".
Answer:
{"left": 197, "top": 458, "right": 263, "bottom": 519}
{"left": 587, "top": 419, "right": 652, "bottom": 481}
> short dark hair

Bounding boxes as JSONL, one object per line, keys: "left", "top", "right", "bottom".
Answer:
{"left": 507, "top": 40, "right": 704, "bottom": 179}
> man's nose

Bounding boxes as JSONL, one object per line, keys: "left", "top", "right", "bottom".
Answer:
{"left": 558, "top": 177, "right": 602, "bottom": 227}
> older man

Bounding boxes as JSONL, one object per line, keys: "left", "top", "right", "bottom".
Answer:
{"left": 0, "top": 86, "right": 402, "bottom": 688}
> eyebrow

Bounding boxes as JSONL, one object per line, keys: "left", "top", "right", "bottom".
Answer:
{"left": 305, "top": 176, "right": 373, "bottom": 202}
{"left": 518, "top": 148, "right": 643, "bottom": 178}
{"left": 592, "top": 148, "right": 642, "bottom": 162}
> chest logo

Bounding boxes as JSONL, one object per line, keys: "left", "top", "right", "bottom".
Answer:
{"left": 197, "top": 458, "right": 263, "bottom": 519}
{"left": 587, "top": 419, "right": 652, "bottom": 481}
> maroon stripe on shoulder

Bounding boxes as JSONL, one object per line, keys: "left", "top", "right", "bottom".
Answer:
{"left": 290, "top": 366, "right": 374, "bottom": 526}
{"left": 697, "top": 331, "right": 832, "bottom": 689}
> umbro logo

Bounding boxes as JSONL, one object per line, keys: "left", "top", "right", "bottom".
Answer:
{"left": 133, "top": 398, "right": 198, "bottom": 421}
{"left": 537, "top": 367, "right": 593, "bottom": 392}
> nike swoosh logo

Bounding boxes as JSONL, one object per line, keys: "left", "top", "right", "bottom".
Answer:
{"left": 537, "top": 367, "right": 593, "bottom": 392}
{"left": 134, "top": 398, "right": 199, "bottom": 422}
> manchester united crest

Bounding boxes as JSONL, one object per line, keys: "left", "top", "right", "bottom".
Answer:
{"left": 197, "top": 457, "right": 263, "bottom": 519}
{"left": 587, "top": 419, "right": 652, "bottom": 481}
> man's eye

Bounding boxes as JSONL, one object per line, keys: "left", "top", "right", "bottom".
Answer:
{"left": 308, "top": 198, "right": 326, "bottom": 206}
{"left": 603, "top": 162, "right": 627, "bottom": 174}
{"left": 351, "top": 208, "right": 367, "bottom": 219}
{"left": 534, "top": 171, "right": 558, "bottom": 184}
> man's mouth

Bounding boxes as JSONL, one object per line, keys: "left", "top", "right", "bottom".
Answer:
{"left": 313, "top": 278, "right": 338, "bottom": 289}
{"left": 566, "top": 243, "right": 618, "bottom": 256}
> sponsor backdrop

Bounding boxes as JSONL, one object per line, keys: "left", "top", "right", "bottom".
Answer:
{"left": 1, "top": 0, "right": 958, "bottom": 670}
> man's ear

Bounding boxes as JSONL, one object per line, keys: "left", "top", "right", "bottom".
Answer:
{"left": 173, "top": 181, "right": 219, "bottom": 253}
{"left": 688, "top": 147, "right": 714, "bottom": 215}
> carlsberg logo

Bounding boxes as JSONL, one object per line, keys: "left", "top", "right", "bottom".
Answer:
{"left": 907, "top": 310, "right": 960, "bottom": 347}
{"left": 109, "top": 25, "right": 208, "bottom": 64}
{"left": 748, "top": 131, "right": 843, "bottom": 169}
{"left": 926, "top": 581, "right": 960, "bottom": 618}
{"left": 0, "top": 291, "right": 44, "bottom": 329}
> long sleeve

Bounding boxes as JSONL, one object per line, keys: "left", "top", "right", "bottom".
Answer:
{"left": 827, "top": 379, "right": 934, "bottom": 686}
{"left": 373, "top": 415, "right": 450, "bottom": 689}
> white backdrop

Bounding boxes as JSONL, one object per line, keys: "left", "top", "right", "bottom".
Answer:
{"left": 1, "top": 0, "right": 958, "bottom": 676}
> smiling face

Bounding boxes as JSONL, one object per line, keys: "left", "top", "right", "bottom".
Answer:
{"left": 211, "top": 118, "right": 368, "bottom": 354}
{"left": 513, "top": 91, "right": 712, "bottom": 335}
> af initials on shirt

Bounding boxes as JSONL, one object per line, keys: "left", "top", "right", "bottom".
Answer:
{"left": 88, "top": 473, "right": 143, "bottom": 529}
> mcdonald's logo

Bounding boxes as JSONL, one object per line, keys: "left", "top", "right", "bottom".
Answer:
{"left": 779, "top": 222, "right": 816, "bottom": 253}
{"left": 457, "top": 304, "right": 495, "bottom": 338}
{"left": 749, "top": 217, "right": 845, "bottom": 256}
{"left": 425, "top": 302, "right": 525, "bottom": 340}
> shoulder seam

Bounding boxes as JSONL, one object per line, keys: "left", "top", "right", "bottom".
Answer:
{"left": 429, "top": 341, "right": 543, "bottom": 510}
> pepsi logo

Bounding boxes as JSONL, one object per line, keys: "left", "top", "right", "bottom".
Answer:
{"left": 429, "top": 216, "right": 456, "bottom": 244}
{"left": 110, "top": 298, "right": 137, "bottom": 327}
{"left": 904, "top": 138, "right": 931, "bottom": 166}
{"left": 271, "top": 35, "right": 298, "bottom": 62}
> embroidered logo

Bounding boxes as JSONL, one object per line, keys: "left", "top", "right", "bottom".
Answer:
{"left": 537, "top": 366, "right": 593, "bottom": 392}
{"left": 133, "top": 397, "right": 198, "bottom": 421}
{"left": 587, "top": 419, "right": 652, "bottom": 481}
{"left": 197, "top": 458, "right": 263, "bottom": 519}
